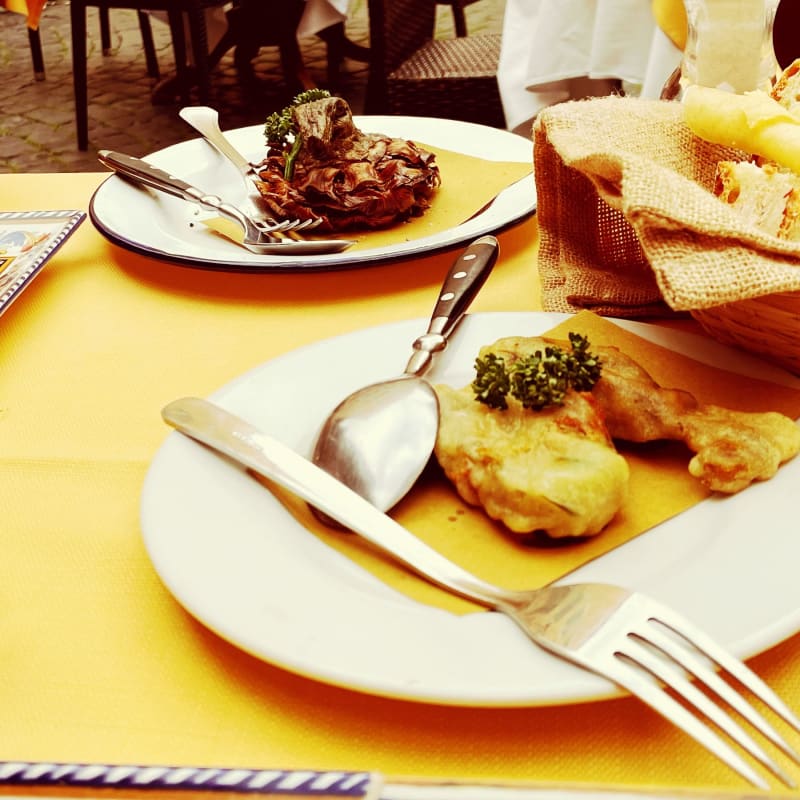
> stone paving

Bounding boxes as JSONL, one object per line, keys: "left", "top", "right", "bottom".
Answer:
{"left": 0, "top": 0, "right": 504, "bottom": 173}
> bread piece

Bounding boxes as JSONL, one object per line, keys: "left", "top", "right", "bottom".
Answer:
{"left": 715, "top": 159, "right": 800, "bottom": 240}
{"left": 684, "top": 85, "right": 800, "bottom": 173}
{"left": 695, "top": 60, "right": 800, "bottom": 241}
{"left": 752, "top": 58, "right": 800, "bottom": 167}
{"left": 771, "top": 58, "right": 800, "bottom": 116}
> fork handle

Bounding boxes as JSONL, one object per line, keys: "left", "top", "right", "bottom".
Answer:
{"left": 98, "top": 150, "right": 245, "bottom": 222}
{"left": 162, "top": 397, "right": 508, "bottom": 609}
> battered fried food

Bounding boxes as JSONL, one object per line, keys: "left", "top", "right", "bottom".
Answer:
{"left": 593, "top": 344, "right": 800, "bottom": 493}
{"left": 434, "top": 333, "right": 800, "bottom": 538}
{"left": 489, "top": 336, "right": 800, "bottom": 494}
{"left": 434, "top": 369, "right": 629, "bottom": 539}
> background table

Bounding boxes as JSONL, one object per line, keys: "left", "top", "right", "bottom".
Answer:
{"left": 497, "top": 0, "right": 678, "bottom": 135}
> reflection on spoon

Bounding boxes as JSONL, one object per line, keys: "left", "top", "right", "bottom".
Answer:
{"left": 310, "top": 235, "right": 500, "bottom": 526}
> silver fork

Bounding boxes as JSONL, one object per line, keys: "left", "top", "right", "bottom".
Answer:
{"left": 178, "top": 105, "right": 319, "bottom": 235}
{"left": 162, "top": 395, "right": 800, "bottom": 792}
{"left": 97, "top": 150, "right": 353, "bottom": 256}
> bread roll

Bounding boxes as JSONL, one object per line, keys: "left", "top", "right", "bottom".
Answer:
{"left": 771, "top": 58, "right": 800, "bottom": 116}
{"left": 683, "top": 84, "right": 800, "bottom": 174}
{"left": 715, "top": 160, "right": 800, "bottom": 241}
{"left": 694, "top": 58, "right": 800, "bottom": 240}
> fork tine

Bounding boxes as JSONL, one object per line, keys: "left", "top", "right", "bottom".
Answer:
{"left": 618, "top": 634, "right": 795, "bottom": 788}
{"left": 644, "top": 620, "right": 800, "bottom": 764}
{"left": 251, "top": 219, "right": 296, "bottom": 233}
{"left": 652, "top": 604, "right": 800, "bottom": 733}
{"left": 252, "top": 218, "right": 323, "bottom": 235}
{"left": 297, "top": 217, "right": 323, "bottom": 230}
{"left": 591, "top": 653, "right": 772, "bottom": 790}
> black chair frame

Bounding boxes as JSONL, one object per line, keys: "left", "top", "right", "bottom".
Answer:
{"left": 70, "top": 0, "right": 220, "bottom": 149}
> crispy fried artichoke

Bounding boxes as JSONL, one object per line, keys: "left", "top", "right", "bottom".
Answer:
{"left": 254, "top": 96, "right": 441, "bottom": 232}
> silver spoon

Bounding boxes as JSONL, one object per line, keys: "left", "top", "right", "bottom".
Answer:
{"left": 310, "top": 235, "right": 499, "bottom": 525}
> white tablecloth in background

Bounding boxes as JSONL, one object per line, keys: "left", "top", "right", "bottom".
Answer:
{"left": 152, "top": 0, "right": 352, "bottom": 61}
{"left": 297, "top": 0, "right": 350, "bottom": 38}
{"left": 498, "top": 0, "right": 682, "bottom": 134}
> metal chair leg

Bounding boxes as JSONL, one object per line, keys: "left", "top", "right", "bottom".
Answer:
{"left": 166, "top": 8, "right": 192, "bottom": 104}
{"left": 27, "top": 26, "right": 46, "bottom": 80}
{"left": 69, "top": 0, "right": 90, "bottom": 150}
{"left": 317, "top": 21, "right": 370, "bottom": 90}
{"left": 137, "top": 10, "right": 160, "bottom": 78}
{"left": 452, "top": 6, "right": 467, "bottom": 35}
{"left": 99, "top": 7, "right": 111, "bottom": 53}
{"left": 185, "top": 3, "right": 211, "bottom": 103}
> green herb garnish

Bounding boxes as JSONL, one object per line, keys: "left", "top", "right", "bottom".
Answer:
{"left": 472, "top": 352, "right": 512, "bottom": 409}
{"left": 471, "top": 333, "right": 602, "bottom": 411}
{"left": 263, "top": 89, "right": 332, "bottom": 180}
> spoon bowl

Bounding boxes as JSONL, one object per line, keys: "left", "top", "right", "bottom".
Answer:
{"left": 310, "top": 235, "right": 499, "bottom": 523}
{"left": 312, "top": 375, "right": 439, "bottom": 512}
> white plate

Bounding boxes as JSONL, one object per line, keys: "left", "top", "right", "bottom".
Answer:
{"left": 90, "top": 117, "right": 535, "bottom": 272}
{"left": 140, "top": 312, "right": 800, "bottom": 706}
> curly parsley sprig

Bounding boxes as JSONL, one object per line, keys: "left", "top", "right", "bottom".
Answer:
{"left": 263, "top": 89, "right": 332, "bottom": 180}
{"left": 471, "top": 333, "right": 602, "bottom": 411}
{"left": 472, "top": 353, "right": 512, "bottom": 409}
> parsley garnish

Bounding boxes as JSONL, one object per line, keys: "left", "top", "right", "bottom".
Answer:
{"left": 263, "top": 89, "right": 332, "bottom": 180}
{"left": 472, "top": 333, "right": 602, "bottom": 411}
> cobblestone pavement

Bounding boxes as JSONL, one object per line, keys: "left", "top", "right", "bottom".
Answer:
{"left": 0, "top": 0, "right": 504, "bottom": 173}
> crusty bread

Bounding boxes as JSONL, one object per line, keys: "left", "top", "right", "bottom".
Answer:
{"left": 771, "top": 58, "right": 800, "bottom": 116}
{"left": 715, "top": 160, "right": 800, "bottom": 241}
{"left": 712, "top": 59, "right": 800, "bottom": 240}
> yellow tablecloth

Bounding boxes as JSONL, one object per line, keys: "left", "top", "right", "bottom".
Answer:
{"left": 3, "top": 172, "right": 800, "bottom": 795}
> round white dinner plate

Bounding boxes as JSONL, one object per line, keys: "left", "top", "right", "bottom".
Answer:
{"left": 90, "top": 117, "right": 536, "bottom": 272}
{"left": 140, "top": 312, "right": 800, "bottom": 706}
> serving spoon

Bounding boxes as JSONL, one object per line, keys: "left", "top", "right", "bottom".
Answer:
{"left": 310, "top": 235, "right": 499, "bottom": 525}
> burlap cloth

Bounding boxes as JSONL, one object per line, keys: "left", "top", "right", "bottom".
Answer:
{"left": 534, "top": 95, "right": 800, "bottom": 318}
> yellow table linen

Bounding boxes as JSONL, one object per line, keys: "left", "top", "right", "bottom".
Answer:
{"left": 3, "top": 172, "right": 800, "bottom": 794}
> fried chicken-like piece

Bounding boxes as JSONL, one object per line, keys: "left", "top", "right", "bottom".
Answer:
{"left": 434, "top": 382, "right": 629, "bottom": 538}
{"left": 592, "top": 344, "right": 800, "bottom": 493}
{"left": 682, "top": 405, "right": 800, "bottom": 492}
{"left": 490, "top": 336, "right": 800, "bottom": 495}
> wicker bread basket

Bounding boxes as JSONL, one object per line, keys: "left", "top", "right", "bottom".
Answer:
{"left": 690, "top": 295, "right": 800, "bottom": 375}
{"left": 533, "top": 95, "right": 800, "bottom": 376}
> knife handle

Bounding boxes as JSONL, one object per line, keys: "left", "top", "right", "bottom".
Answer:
{"left": 97, "top": 149, "right": 242, "bottom": 221}
{"left": 430, "top": 235, "right": 499, "bottom": 337}
{"left": 405, "top": 235, "right": 499, "bottom": 377}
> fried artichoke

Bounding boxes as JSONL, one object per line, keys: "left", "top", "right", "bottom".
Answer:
{"left": 254, "top": 96, "right": 440, "bottom": 232}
